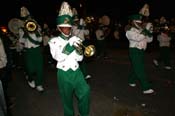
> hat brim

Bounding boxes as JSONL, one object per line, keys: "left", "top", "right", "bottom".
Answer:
{"left": 57, "top": 24, "right": 72, "bottom": 27}
{"left": 134, "top": 20, "right": 142, "bottom": 23}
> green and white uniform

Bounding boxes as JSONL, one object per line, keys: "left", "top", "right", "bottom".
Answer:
{"left": 126, "top": 27, "right": 153, "bottom": 91}
{"left": 19, "top": 28, "right": 44, "bottom": 86}
{"left": 48, "top": 34, "right": 90, "bottom": 116}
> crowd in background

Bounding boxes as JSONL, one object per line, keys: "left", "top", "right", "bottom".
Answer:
{"left": 1, "top": 14, "right": 175, "bottom": 73}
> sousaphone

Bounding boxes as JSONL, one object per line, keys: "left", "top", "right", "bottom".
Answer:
{"left": 8, "top": 18, "right": 24, "bottom": 35}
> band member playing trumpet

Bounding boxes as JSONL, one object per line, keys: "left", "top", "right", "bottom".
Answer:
{"left": 18, "top": 6, "right": 44, "bottom": 92}
{"left": 125, "top": 14, "right": 154, "bottom": 94}
{"left": 72, "top": 8, "right": 92, "bottom": 80}
{"left": 48, "top": 2, "right": 90, "bottom": 116}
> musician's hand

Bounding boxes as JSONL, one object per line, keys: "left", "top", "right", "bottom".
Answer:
{"left": 73, "top": 40, "right": 81, "bottom": 48}
{"left": 141, "top": 28, "right": 153, "bottom": 37}
{"left": 69, "top": 36, "right": 82, "bottom": 46}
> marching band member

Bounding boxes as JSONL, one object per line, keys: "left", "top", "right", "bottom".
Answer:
{"left": 95, "top": 15, "right": 110, "bottom": 59}
{"left": 18, "top": 6, "right": 44, "bottom": 92}
{"left": 48, "top": 2, "right": 90, "bottom": 116}
{"left": 125, "top": 14, "right": 155, "bottom": 94}
{"left": 42, "top": 22, "right": 55, "bottom": 66}
{"left": 95, "top": 22, "right": 106, "bottom": 59}
{"left": 153, "top": 25, "right": 172, "bottom": 70}
{"left": 72, "top": 8, "right": 92, "bottom": 80}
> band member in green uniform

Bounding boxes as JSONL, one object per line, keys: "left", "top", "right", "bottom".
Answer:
{"left": 126, "top": 14, "right": 154, "bottom": 94}
{"left": 18, "top": 6, "right": 44, "bottom": 92}
{"left": 48, "top": 2, "right": 90, "bottom": 116}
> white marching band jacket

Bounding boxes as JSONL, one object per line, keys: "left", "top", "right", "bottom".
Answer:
{"left": 48, "top": 36, "right": 83, "bottom": 71}
{"left": 126, "top": 27, "right": 153, "bottom": 50}
{"left": 157, "top": 32, "right": 171, "bottom": 47}
{"left": 18, "top": 28, "right": 42, "bottom": 49}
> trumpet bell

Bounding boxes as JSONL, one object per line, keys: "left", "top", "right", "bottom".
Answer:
{"left": 84, "top": 45, "right": 96, "bottom": 57}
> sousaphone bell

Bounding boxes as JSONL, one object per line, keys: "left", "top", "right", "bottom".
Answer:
{"left": 24, "top": 19, "right": 38, "bottom": 32}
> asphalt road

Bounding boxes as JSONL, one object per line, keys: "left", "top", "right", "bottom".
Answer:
{"left": 7, "top": 40, "right": 175, "bottom": 116}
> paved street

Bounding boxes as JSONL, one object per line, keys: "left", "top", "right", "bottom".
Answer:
{"left": 7, "top": 40, "right": 175, "bottom": 116}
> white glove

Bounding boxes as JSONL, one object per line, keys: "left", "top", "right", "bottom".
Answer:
{"left": 80, "top": 18, "right": 84, "bottom": 26}
{"left": 73, "top": 40, "right": 82, "bottom": 48}
{"left": 69, "top": 36, "right": 82, "bottom": 47}
{"left": 145, "top": 22, "right": 153, "bottom": 33}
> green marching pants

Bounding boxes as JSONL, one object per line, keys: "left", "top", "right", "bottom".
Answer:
{"left": 57, "top": 68, "right": 90, "bottom": 116}
{"left": 128, "top": 48, "right": 152, "bottom": 91}
{"left": 79, "top": 60, "right": 88, "bottom": 77}
{"left": 24, "top": 47, "right": 44, "bottom": 86}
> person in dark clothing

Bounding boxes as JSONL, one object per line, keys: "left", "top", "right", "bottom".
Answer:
{"left": 0, "top": 31, "right": 14, "bottom": 116}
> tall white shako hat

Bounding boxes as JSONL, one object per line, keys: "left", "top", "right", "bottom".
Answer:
{"left": 72, "top": 8, "right": 79, "bottom": 21}
{"left": 20, "top": 6, "right": 30, "bottom": 18}
{"left": 56, "top": 1, "right": 73, "bottom": 27}
{"left": 139, "top": 3, "right": 150, "bottom": 17}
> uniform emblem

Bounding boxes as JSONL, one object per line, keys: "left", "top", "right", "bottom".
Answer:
{"left": 64, "top": 18, "right": 70, "bottom": 24}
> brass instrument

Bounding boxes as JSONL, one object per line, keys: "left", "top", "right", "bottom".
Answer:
{"left": 8, "top": 18, "right": 24, "bottom": 35}
{"left": 84, "top": 45, "right": 96, "bottom": 57}
{"left": 74, "top": 42, "right": 96, "bottom": 57}
{"left": 24, "top": 20, "right": 38, "bottom": 32}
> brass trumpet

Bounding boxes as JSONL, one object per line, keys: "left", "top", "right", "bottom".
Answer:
{"left": 73, "top": 42, "right": 96, "bottom": 57}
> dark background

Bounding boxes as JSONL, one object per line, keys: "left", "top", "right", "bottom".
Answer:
{"left": 0, "top": 0, "right": 174, "bottom": 27}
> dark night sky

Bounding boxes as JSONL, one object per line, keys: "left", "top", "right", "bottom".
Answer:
{"left": 0, "top": 0, "right": 174, "bottom": 27}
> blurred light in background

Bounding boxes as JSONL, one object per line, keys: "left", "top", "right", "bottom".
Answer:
{"left": 0, "top": 26, "right": 8, "bottom": 33}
